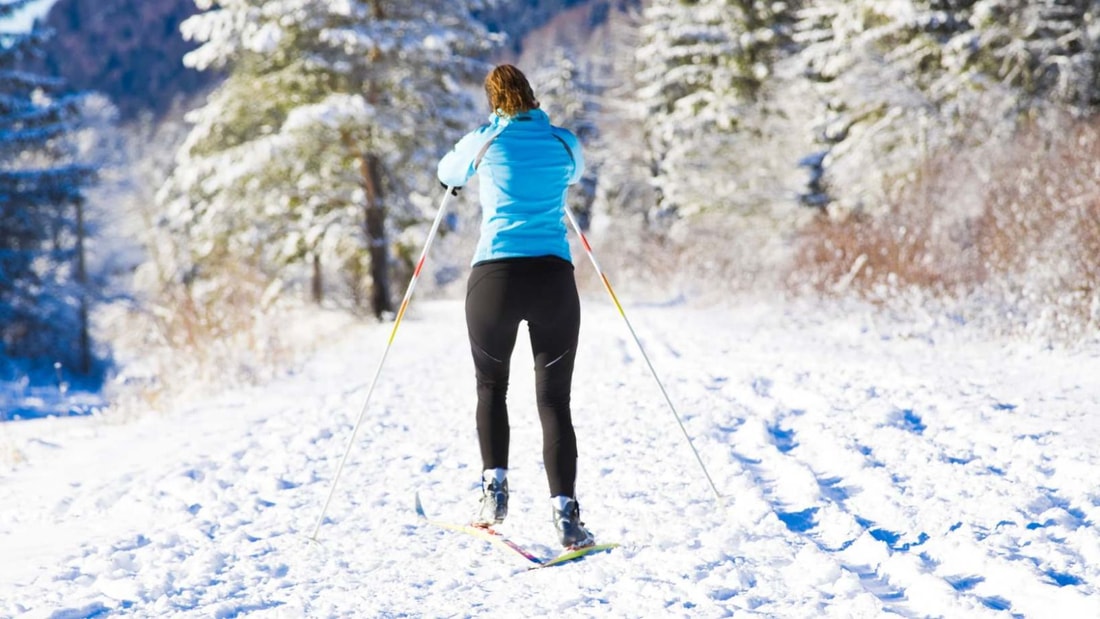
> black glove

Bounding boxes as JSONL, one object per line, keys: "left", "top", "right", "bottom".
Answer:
{"left": 440, "top": 182, "right": 461, "bottom": 196}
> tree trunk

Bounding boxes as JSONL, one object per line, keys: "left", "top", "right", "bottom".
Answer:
{"left": 362, "top": 152, "right": 391, "bottom": 319}
{"left": 353, "top": 4, "right": 390, "bottom": 320}
{"left": 311, "top": 252, "right": 323, "bottom": 304}
{"left": 75, "top": 198, "right": 91, "bottom": 374}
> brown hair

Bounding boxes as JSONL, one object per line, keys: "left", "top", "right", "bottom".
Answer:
{"left": 484, "top": 64, "right": 539, "bottom": 117}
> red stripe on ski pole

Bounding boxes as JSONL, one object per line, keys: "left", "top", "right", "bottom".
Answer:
{"left": 579, "top": 231, "right": 593, "bottom": 253}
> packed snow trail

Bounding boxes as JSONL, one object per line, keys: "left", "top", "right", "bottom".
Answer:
{"left": 1, "top": 298, "right": 1098, "bottom": 617}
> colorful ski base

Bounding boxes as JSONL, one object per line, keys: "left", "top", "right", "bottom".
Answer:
{"left": 414, "top": 492, "right": 619, "bottom": 569}
{"left": 529, "top": 542, "right": 621, "bottom": 571}
{"left": 414, "top": 492, "right": 542, "bottom": 565}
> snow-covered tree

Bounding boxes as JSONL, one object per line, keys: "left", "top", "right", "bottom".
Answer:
{"left": 792, "top": 0, "right": 1100, "bottom": 216}
{"left": 532, "top": 49, "right": 600, "bottom": 228}
{"left": 159, "top": 0, "right": 496, "bottom": 318}
{"left": 0, "top": 12, "right": 99, "bottom": 376}
{"left": 949, "top": 0, "right": 1100, "bottom": 111}
{"left": 791, "top": 1, "right": 938, "bottom": 215}
{"left": 636, "top": 0, "right": 798, "bottom": 222}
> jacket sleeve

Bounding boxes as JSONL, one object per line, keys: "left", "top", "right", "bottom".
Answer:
{"left": 556, "top": 128, "right": 585, "bottom": 185}
{"left": 437, "top": 127, "right": 492, "bottom": 188}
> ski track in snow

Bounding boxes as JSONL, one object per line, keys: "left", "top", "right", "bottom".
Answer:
{"left": 2, "top": 297, "right": 1099, "bottom": 618}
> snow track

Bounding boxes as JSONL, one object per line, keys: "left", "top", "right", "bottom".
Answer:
{"left": 2, "top": 298, "right": 1099, "bottom": 617}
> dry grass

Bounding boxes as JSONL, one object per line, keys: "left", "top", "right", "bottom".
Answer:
{"left": 100, "top": 260, "right": 357, "bottom": 419}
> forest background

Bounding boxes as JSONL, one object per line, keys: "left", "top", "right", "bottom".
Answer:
{"left": 2, "top": 0, "right": 1098, "bottom": 419}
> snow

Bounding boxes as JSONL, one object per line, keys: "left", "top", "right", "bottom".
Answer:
{"left": 2, "top": 295, "right": 1100, "bottom": 617}
{"left": 0, "top": 0, "right": 57, "bottom": 33}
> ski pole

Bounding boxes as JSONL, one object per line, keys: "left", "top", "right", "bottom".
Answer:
{"left": 309, "top": 188, "right": 457, "bottom": 542}
{"left": 564, "top": 207, "right": 723, "bottom": 502}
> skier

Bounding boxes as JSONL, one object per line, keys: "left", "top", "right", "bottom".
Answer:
{"left": 437, "top": 64, "right": 593, "bottom": 549}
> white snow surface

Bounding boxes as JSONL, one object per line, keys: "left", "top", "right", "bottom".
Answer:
{"left": 2, "top": 296, "right": 1099, "bottom": 618}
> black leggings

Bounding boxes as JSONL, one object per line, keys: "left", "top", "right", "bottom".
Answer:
{"left": 465, "top": 256, "right": 580, "bottom": 498}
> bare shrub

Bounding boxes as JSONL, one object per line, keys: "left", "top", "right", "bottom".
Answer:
{"left": 788, "top": 112, "right": 1100, "bottom": 343}
{"left": 101, "top": 251, "right": 359, "bottom": 420}
{"left": 787, "top": 146, "right": 981, "bottom": 302}
{"left": 789, "top": 210, "right": 952, "bottom": 299}
{"left": 971, "top": 118, "right": 1100, "bottom": 337}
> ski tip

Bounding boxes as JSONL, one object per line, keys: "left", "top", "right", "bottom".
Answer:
{"left": 530, "top": 542, "right": 620, "bottom": 570}
{"left": 414, "top": 491, "right": 426, "bottom": 517}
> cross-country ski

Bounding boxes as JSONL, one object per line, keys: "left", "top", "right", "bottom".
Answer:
{"left": 528, "top": 543, "right": 621, "bottom": 571}
{"left": 413, "top": 494, "right": 620, "bottom": 571}
{"left": 414, "top": 492, "right": 544, "bottom": 565}
{"left": 415, "top": 492, "right": 619, "bottom": 570}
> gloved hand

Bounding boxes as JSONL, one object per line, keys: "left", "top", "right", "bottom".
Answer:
{"left": 439, "top": 182, "right": 461, "bottom": 196}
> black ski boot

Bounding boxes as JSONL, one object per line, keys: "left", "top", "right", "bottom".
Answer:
{"left": 551, "top": 496, "right": 595, "bottom": 549}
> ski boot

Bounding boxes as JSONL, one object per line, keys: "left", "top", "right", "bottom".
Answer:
{"left": 551, "top": 495, "right": 595, "bottom": 549}
{"left": 471, "top": 468, "right": 508, "bottom": 527}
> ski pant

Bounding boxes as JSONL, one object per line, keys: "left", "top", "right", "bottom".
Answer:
{"left": 465, "top": 256, "right": 580, "bottom": 498}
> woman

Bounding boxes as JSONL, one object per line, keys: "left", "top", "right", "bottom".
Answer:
{"left": 437, "top": 64, "right": 593, "bottom": 549}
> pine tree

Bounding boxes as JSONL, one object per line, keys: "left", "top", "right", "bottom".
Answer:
{"left": 792, "top": 0, "right": 1100, "bottom": 215}
{"left": 958, "top": 0, "right": 1100, "bottom": 110}
{"left": 636, "top": 0, "right": 798, "bottom": 222}
{"left": 532, "top": 49, "right": 600, "bottom": 229}
{"left": 792, "top": 0, "right": 938, "bottom": 214}
{"left": 159, "top": 0, "right": 495, "bottom": 318}
{"left": 0, "top": 10, "right": 99, "bottom": 376}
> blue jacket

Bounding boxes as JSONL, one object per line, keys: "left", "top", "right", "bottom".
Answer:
{"left": 437, "top": 108, "right": 584, "bottom": 265}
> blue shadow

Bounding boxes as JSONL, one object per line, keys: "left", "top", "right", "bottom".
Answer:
{"left": 1045, "top": 569, "right": 1083, "bottom": 587}
{"left": 980, "top": 596, "right": 1012, "bottom": 611}
{"left": 946, "top": 575, "right": 985, "bottom": 591}
{"left": 776, "top": 507, "right": 819, "bottom": 533}
{"left": 767, "top": 423, "right": 798, "bottom": 453}
{"left": 897, "top": 409, "right": 926, "bottom": 434}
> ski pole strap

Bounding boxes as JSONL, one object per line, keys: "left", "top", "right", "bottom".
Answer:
{"left": 473, "top": 127, "right": 507, "bottom": 170}
{"left": 473, "top": 135, "right": 497, "bottom": 170}
{"left": 472, "top": 128, "right": 577, "bottom": 171}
